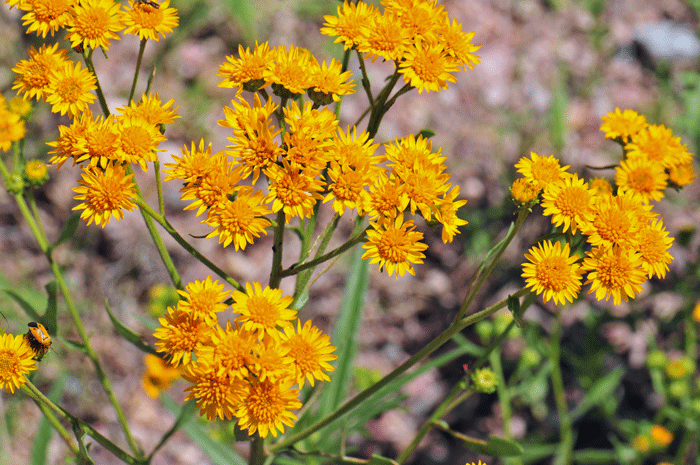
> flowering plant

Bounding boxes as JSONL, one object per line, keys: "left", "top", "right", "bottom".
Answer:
{"left": 0, "top": 1, "right": 697, "bottom": 464}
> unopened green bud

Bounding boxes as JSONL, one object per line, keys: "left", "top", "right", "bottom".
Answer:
{"left": 471, "top": 367, "right": 497, "bottom": 394}
{"left": 4, "top": 172, "right": 25, "bottom": 195}
{"left": 24, "top": 160, "right": 49, "bottom": 187}
{"left": 668, "top": 380, "right": 689, "bottom": 399}
{"left": 494, "top": 312, "right": 513, "bottom": 335}
{"left": 475, "top": 320, "right": 493, "bottom": 343}
{"left": 646, "top": 350, "right": 666, "bottom": 370}
{"left": 521, "top": 347, "right": 541, "bottom": 366}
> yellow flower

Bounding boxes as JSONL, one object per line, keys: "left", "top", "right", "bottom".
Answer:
{"left": 66, "top": 0, "right": 124, "bottom": 51}
{"left": 24, "top": 160, "right": 49, "bottom": 186}
{"left": 625, "top": 124, "right": 692, "bottom": 170}
{"left": 122, "top": 0, "right": 179, "bottom": 41}
{"left": 264, "top": 44, "right": 315, "bottom": 97}
{"left": 511, "top": 177, "right": 540, "bottom": 204}
{"left": 8, "top": 96, "right": 32, "bottom": 118}
{"left": 163, "top": 139, "right": 215, "bottom": 183}
{"left": 117, "top": 92, "right": 179, "bottom": 126}
{"left": 114, "top": 117, "right": 165, "bottom": 171}
{"left": 72, "top": 163, "right": 137, "bottom": 227}
{"left": 232, "top": 282, "right": 297, "bottom": 340}
{"left": 205, "top": 188, "right": 272, "bottom": 251}
{"left": 249, "top": 336, "right": 293, "bottom": 383}
{"left": 281, "top": 319, "right": 337, "bottom": 388}
{"left": 195, "top": 321, "right": 256, "bottom": 381}
{"left": 234, "top": 377, "right": 301, "bottom": 438}
{"left": 399, "top": 39, "right": 460, "bottom": 94}
{"left": 217, "top": 41, "right": 272, "bottom": 91}
{"left": 177, "top": 276, "right": 230, "bottom": 325}
{"left": 668, "top": 161, "right": 696, "bottom": 187}
{"left": 360, "top": 173, "right": 409, "bottom": 219}
{"left": 436, "top": 17, "right": 481, "bottom": 71}
{"left": 649, "top": 425, "right": 673, "bottom": 447}
{"left": 522, "top": 240, "right": 584, "bottom": 305}
{"left": 665, "top": 359, "right": 687, "bottom": 379}
{"left": 0, "top": 109, "right": 26, "bottom": 152}
{"left": 585, "top": 192, "right": 645, "bottom": 250}
{"left": 141, "top": 354, "right": 182, "bottom": 398}
{"left": 320, "top": 0, "right": 375, "bottom": 51}
{"left": 179, "top": 151, "right": 241, "bottom": 216}
{"left": 357, "top": 10, "right": 411, "bottom": 62}
{"left": 22, "top": 0, "right": 75, "bottom": 38}
{"left": 265, "top": 162, "right": 325, "bottom": 222}
{"left": 154, "top": 304, "right": 213, "bottom": 366}
{"left": 632, "top": 434, "right": 651, "bottom": 454}
{"left": 435, "top": 184, "right": 468, "bottom": 244}
{"left": 693, "top": 301, "right": 700, "bottom": 323}
{"left": 600, "top": 108, "right": 647, "bottom": 143}
{"left": 47, "top": 109, "right": 93, "bottom": 168}
{"left": 183, "top": 358, "right": 245, "bottom": 420}
{"left": 615, "top": 156, "right": 668, "bottom": 203}
{"left": 307, "top": 58, "right": 355, "bottom": 104}
{"left": 637, "top": 219, "right": 673, "bottom": 279}
{"left": 541, "top": 174, "right": 595, "bottom": 234}
{"left": 77, "top": 113, "right": 122, "bottom": 168}
{"left": 45, "top": 60, "right": 97, "bottom": 117}
{"left": 515, "top": 152, "right": 570, "bottom": 190}
{"left": 0, "top": 333, "right": 37, "bottom": 394}
{"left": 588, "top": 177, "right": 613, "bottom": 196}
{"left": 583, "top": 246, "right": 647, "bottom": 305}
{"left": 362, "top": 214, "right": 429, "bottom": 278}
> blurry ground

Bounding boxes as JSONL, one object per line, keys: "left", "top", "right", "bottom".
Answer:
{"left": 1, "top": 0, "right": 699, "bottom": 464}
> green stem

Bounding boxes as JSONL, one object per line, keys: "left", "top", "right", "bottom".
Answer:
{"left": 249, "top": 436, "right": 265, "bottom": 465}
{"left": 129, "top": 39, "right": 148, "bottom": 104}
{"left": 456, "top": 207, "right": 530, "bottom": 321}
{"left": 269, "top": 210, "right": 286, "bottom": 288}
{"left": 133, "top": 197, "right": 242, "bottom": 291}
{"left": 550, "top": 309, "right": 573, "bottom": 465}
{"left": 490, "top": 348, "right": 513, "bottom": 438}
{"left": 280, "top": 225, "right": 370, "bottom": 278}
{"left": 294, "top": 214, "right": 340, "bottom": 300}
{"left": 32, "top": 398, "right": 79, "bottom": 455}
{"left": 154, "top": 160, "right": 165, "bottom": 216}
{"left": 270, "top": 287, "right": 528, "bottom": 453}
{"left": 21, "top": 382, "right": 145, "bottom": 465}
{"left": 83, "top": 51, "right": 110, "bottom": 117}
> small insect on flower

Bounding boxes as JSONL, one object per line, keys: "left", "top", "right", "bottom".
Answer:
{"left": 24, "top": 322, "right": 51, "bottom": 361}
{"left": 135, "top": 0, "right": 160, "bottom": 7}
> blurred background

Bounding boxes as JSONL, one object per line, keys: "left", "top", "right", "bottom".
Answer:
{"left": 1, "top": 0, "right": 699, "bottom": 464}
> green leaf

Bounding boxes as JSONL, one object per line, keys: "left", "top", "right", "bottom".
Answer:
{"left": 31, "top": 374, "right": 66, "bottom": 465}
{"left": 52, "top": 212, "right": 80, "bottom": 250}
{"left": 4, "top": 289, "right": 43, "bottom": 322}
{"left": 104, "top": 300, "right": 160, "bottom": 357}
{"left": 570, "top": 366, "right": 625, "bottom": 421}
{"left": 162, "top": 396, "right": 245, "bottom": 465}
{"left": 446, "top": 430, "right": 524, "bottom": 457}
{"left": 320, "top": 245, "right": 368, "bottom": 416}
{"left": 571, "top": 449, "right": 618, "bottom": 464}
{"left": 368, "top": 455, "right": 399, "bottom": 465}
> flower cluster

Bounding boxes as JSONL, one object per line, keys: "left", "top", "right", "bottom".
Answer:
{"left": 321, "top": 0, "right": 481, "bottom": 94}
{"left": 519, "top": 109, "right": 693, "bottom": 306}
{"left": 153, "top": 277, "right": 337, "bottom": 437}
{"left": 0, "top": 95, "right": 28, "bottom": 152}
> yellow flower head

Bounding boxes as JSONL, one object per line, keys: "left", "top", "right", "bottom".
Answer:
{"left": 615, "top": 156, "right": 668, "bottom": 203}
{"left": 588, "top": 177, "right": 613, "bottom": 196}
{"left": 22, "top": 0, "right": 75, "bottom": 38}
{"left": 360, "top": 173, "right": 409, "bottom": 219}
{"left": 362, "top": 213, "right": 429, "bottom": 278}
{"left": 357, "top": 9, "right": 411, "bottom": 62}
{"left": 177, "top": 276, "right": 230, "bottom": 325}
{"left": 47, "top": 108, "right": 93, "bottom": 168}
{"left": 232, "top": 282, "right": 297, "bottom": 340}
{"left": 649, "top": 425, "right": 673, "bottom": 447}
{"left": 265, "top": 161, "right": 325, "bottom": 222}
{"left": 583, "top": 246, "right": 647, "bottom": 305}
{"left": 436, "top": 17, "right": 481, "bottom": 71}
{"left": 668, "top": 162, "right": 696, "bottom": 187}
{"left": 511, "top": 177, "right": 541, "bottom": 205}
{"left": 77, "top": 114, "right": 122, "bottom": 168}
{"left": 0, "top": 333, "right": 37, "bottom": 394}
{"left": 264, "top": 44, "right": 316, "bottom": 97}
{"left": 308, "top": 58, "right": 355, "bottom": 104}
{"left": 9, "top": 96, "right": 32, "bottom": 119}
{"left": 122, "top": 0, "right": 179, "bottom": 41}
{"left": 72, "top": 163, "right": 137, "bottom": 227}
{"left": 234, "top": 377, "right": 301, "bottom": 438}
{"left": 117, "top": 92, "right": 180, "bottom": 126}
{"left": 632, "top": 434, "right": 651, "bottom": 454}
{"left": 179, "top": 151, "right": 241, "bottom": 216}
{"left": 281, "top": 319, "right": 337, "bottom": 388}
{"left": 522, "top": 240, "right": 584, "bottom": 305}
{"left": 320, "top": 0, "right": 375, "bottom": 51}
{"left": 693, "top": 301, "right": 700, "bottom": 323}
{"left": 205, "top": 188, "right": 272, "bottom": 250}
{"left": 45, "top": 60, "right": 97, "bottom": 117}
{"left": 66, "top": 0, "right": 124, "bottom": 51}
{"left": 626, "top": 124, "right": 692, "bottom": 170}
{"left": 399, "top": 39, "right": 460, "bottom": 94}
{"left": 600, "top": 108, "right": 647, "bottom": 143}
{"left": 12, "top": 44, "right": 69, "bottom": 102}
{"left": 183, "top": 358, "right": 245, "bottom": 420}
{"left": 154, "top": 303, "right": 213, "bottom": 367}
{"left": 164, "top": 139, "right": 214, "bottom": 183}
{"left": 195, "top": 321, "right": 256, "bottom": 380}
{"left": 585, "top": 192, "right": 648, "bottom": 250}
{"left": 217, "top": 41, "right": 272, "bottom": 91}
{"left": 24, "top": 160, "right": 50, "bottom": 186}
{"left": 141, "top": 354, "right": 182, "bottom": 398}
{"left": 114, "top": 116, "right": 165, "bottom": 171}
{"left": 0, "top": 109, "right": 26, "bottom": 152}
{"left": 435, "top": 183, "right": 468, "bottom": 244}
{"left": 515, "top": 152, "right": 570, "bottom": 190}
{"left": 541, "top": 174, "right": 595, "bottom": 234}
{"left": 637, "top": 219, "right": 673, "bottom": 279}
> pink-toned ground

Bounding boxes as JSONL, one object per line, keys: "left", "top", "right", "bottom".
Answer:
{"left": 0, "top": 1, "right": 698, "bottom": 464}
